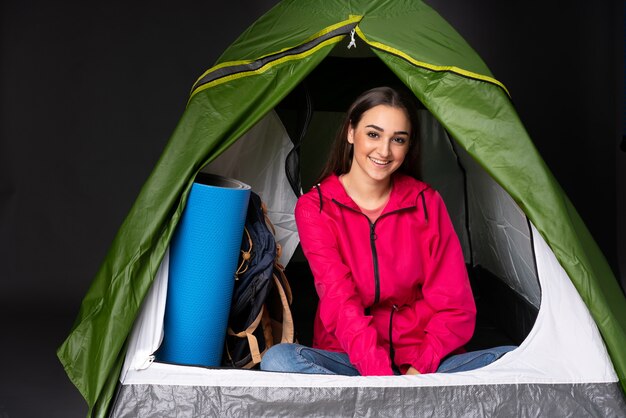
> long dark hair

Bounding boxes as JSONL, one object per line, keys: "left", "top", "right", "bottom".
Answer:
{"left": 316, "top": 86, "right": 421, "bottom": 184}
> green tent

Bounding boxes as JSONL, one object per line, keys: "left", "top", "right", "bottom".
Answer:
{"left": 58, "top": 1, "right": 626, "bottom": 416}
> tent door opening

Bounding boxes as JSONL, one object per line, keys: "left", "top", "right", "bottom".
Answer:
{"left": 273, "top": 53, "right": 541, "bottom": 352}
{"left": 123, "top": 51, "right": 542, "bottom": 377}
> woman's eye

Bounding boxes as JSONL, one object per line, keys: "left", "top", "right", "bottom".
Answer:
{"left": 367, "top": 132, "right": 379, "bottom": 138}
{"left": 393, "top": 137, "right": 407, "bottom": 144}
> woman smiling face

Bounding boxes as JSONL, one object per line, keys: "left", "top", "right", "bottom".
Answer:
{"left": 347, "top": 104, "right": 411, "bottom": 185}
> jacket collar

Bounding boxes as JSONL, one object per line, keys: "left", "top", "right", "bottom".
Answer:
{"left": 318, "top": 173, "right": 429, "bottom": 214}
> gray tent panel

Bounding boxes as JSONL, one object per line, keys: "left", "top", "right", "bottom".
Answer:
{"left": 110, "top": 382, "right": 626, "bottom": 417}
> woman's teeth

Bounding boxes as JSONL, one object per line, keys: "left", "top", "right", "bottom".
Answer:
{"left": 369, "top": 157, "right": 391, "bottom": 165}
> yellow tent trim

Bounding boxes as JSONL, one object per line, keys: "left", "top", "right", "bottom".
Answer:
{"left": 190, "top": 16, "right": 363, "bottom": 95}
{"left": 189, "top": 36, "right": 344, "bottom": 101}
{"left": 355, "top": 27, "right": 510, "bottom": 96}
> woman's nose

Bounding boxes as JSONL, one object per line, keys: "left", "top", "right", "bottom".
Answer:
{"left": 377, "top": 139, "right": 391, "bottom": 157}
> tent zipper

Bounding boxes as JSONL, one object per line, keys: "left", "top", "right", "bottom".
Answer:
{"left": 190, "top": 18, "right": 361, "bottom": 98}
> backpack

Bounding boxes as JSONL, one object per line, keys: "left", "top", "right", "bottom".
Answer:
{"left": 222, "top": 192, "right": 295, "bottom": 368}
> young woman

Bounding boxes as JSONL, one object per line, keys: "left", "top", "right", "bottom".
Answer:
{"left": 261, "top": 87, "right": 514, "bottom": 376}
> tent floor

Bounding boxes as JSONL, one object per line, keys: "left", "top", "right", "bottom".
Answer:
{"left": 110, "top": 381, "right": 626, "bottom": 418}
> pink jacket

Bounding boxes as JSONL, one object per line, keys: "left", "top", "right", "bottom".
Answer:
{"left": 295, "top": 173, "right": 476, "bottom": 375}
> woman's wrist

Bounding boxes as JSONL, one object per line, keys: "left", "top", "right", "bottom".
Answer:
{"left": 405, "top": 366, "right": 421, "bottom": 375}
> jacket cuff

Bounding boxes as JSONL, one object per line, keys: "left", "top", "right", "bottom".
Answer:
{"left": 395, "top": 344, "right": 441, "bottom": 374}
{"left": 352, "top": 348, "right": 394, "bottom": 376}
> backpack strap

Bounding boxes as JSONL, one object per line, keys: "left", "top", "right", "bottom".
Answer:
{"left": 224, "top": 193, "right": 296, "bottom": 369}
{"left": 235, "top": 226, "right": 253, "bottom": 277}
{"left": 273, "top": 269, "right": 294, "bottom": 343}
{"left": 261, "top": 201, "right": 276, "bottom": 235}
{"left": 227, "top": 306, "right": 265, "bottom": 367}
{"left": 226, "top": 270, "right": 295, "bottom": 369}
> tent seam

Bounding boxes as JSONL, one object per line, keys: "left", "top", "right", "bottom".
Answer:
{"left": 354, "top": 27, "right": 510, "bottom": 97}
{"left": 188, "top": 37, "right": 343, "bottom": 102}
{"left": 189, "top": 16, "right": 362, "bottom": 97}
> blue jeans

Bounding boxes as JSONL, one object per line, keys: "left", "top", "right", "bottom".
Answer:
{"left": 260, "top": 343, "right": 516, "bottom": 375}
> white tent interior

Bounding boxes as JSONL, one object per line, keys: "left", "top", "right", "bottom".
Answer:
{"left": 118, "top": 109, "right": 617, "bottom": 392}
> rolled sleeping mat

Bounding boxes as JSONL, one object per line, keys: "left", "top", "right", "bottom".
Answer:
{"left": 157, "top": 173, "right": 251, "bottom": 367}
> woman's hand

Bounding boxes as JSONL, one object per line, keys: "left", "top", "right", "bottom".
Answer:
{"left": 405, "top": 366, "right": 421, "bottom": 375}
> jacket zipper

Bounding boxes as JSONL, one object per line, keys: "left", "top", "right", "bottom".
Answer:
{"left": 368, "top": 220, "right": 380, "bottom": 304}
{"left": 370, "top": 209, "right": 416, "bottom": 304}
{"left": 389, "top": 304, "right": 400, "bottom": 374}
{"left": 332, "top": 199, "right": 413, "bottom": 305}
{"left": 322, "top": 190, "right": 428, "bottom": 374}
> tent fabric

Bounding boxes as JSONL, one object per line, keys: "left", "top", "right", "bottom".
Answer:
{"left": 369, "top": 36, "right": 626, "bottom": 392}
{"left": 112, "top": 217, "right": 626, "bottom": 414}
{"left": 57, "top": 0, "right": 626, "bottom": 415}
{"left": 120, "top": 110, "right": 298, "bottom": 379}
{"left": 110, "top": 383, "right": 626, "bottom": 417}
{"left": 419, "top": 111, "right": 540, "bottom": 308}
{"left": 202, "top": 111, "right": 299, "bottom": 266}
{"left": 117, "top": 221, "right": 619, "bottom": 389}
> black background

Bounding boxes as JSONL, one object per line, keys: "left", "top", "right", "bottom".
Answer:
{"left": 1, "top": 1, "right": 624, "bottom": 416}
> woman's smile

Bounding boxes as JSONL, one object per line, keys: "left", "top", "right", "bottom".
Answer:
{"left": 346, "top": 104, "right": 411, "bottom": 184}
{"left": 369, "top": 156, "right": 392, "bottom": 166}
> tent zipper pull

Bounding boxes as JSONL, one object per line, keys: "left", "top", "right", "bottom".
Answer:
{"left": 347, "top": 29, "right": 357, "bottom": 49}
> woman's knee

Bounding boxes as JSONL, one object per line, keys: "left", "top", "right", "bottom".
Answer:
{"left": 437, "top": 345, "right": 517, "bottom": 373}
{"left": 491, "top": 345, "right": 517, "bottom": 357}
{"left": 260, "top": 343, "right": 300, "bottom": 372}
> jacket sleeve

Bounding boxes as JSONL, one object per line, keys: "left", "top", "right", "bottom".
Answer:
{"left": 295, "top": 194, "right": 394, "bottom": 376}
{"left": 394, "top": 190, "right": 476, "bottom": 374}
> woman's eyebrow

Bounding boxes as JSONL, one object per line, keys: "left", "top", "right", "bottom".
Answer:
{"left": 365, "top": 124, "right": 384, "bottom": 132}
{"left": 365, "top": 124, "right": 409, "bottom": 136}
